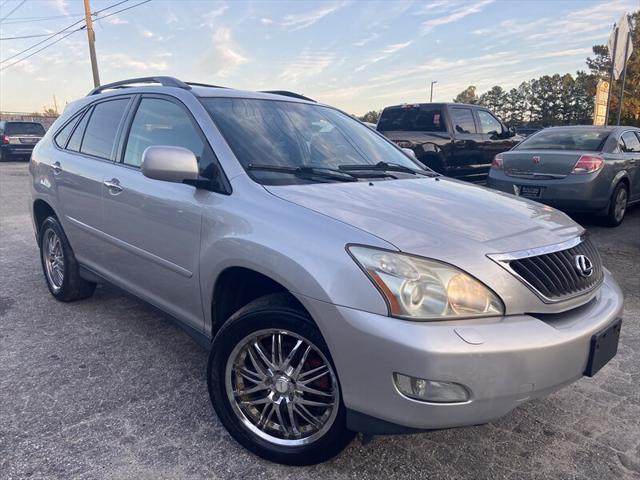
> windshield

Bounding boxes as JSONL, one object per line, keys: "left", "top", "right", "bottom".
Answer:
{"left": 515, "top": 128, "right": 610, "bottom": 152}
{"left": 201, "top": 98, "right": 420, "bottom": 185}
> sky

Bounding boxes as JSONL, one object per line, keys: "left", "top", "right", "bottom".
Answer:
{"left": 0, "top": 0, "right": 636, "bottom": 115}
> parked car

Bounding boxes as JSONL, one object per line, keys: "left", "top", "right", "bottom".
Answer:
{"left": 376, "top": 102, "right": 522, "bottom": 183}
{"left": 515, "top": 126, "right": 542, "bottom": 137}
{"left": 0, "top": 121, "right": 46, "bottom": 161}
{"left": 362, "top": 121, "right": 376, "bottom": 129}
{"left": 30, "top": 77, "right": 623, "bottom": 465}
{"left": 488, "top": 126, "right": 640, "bottom": 226}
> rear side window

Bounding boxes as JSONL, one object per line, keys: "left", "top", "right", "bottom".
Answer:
{"left": 80, "top": 99, "right": 130, "bottom": 159}
{"left": 450, "top": 108, "right": 476, "bottom": 134}
{"left": 67, "top": 111, "right": 91, "bottom": 152}
{"left": 621, "top": 131, "right": 640, "bottom": 152}
{"left": 377, "top": 106, "right": 446, "bottom": 132}
{"left": 5, "top": 122, "right": 45, "bottom": 135}
{"left": 54, "top": 115, "right": 82, "bottom": 148}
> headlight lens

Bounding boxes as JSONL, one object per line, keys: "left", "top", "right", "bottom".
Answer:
{"left": 348, "top": 246, "right": 504, "bottom": 320}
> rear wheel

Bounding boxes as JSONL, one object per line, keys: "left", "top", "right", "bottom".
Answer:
{"left": 39, "top": 216, "right": 96, "bottom": 301}
{"left": 605, "top": 182, "right": 628, "bottom": 227}
{"left": 208, "top": 293, "right": 354, "bottom": 465}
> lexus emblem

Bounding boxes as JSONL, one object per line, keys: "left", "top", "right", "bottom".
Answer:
{"left": 574, "top": 255, "right": 593, "bottom": 278}
{"left": 532, "top": 155, "right": 541, "bottom": 165}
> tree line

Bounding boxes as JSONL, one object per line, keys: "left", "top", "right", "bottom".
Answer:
{"left": 359, "top": 10, "right": 638, "bottom": 127}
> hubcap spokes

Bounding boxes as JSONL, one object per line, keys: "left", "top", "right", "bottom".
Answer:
{"left": 226, "top": 330, "right": 338, "bottom": 446}
{"left": 43, "top": 229, "right": 64, "bottom": 290}
{"left": 615, "top": 189, "right": 627, "bottom": 221}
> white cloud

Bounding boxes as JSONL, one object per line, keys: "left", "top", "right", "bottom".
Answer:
{"left": 533, "top": 48, "right": 592, "bottom": 59}
{"left": 51, "top": 0, "right": 69, "bottom": 15}
{"left": 280, "top": 3, "right": 344, "bottom": 30}
{"left": 166, "top": 12, "right": 179, "bottom": 25}
{"left": 279, "top": 52, "right": 335, "bottom": 84}
{"left": 205, "top": 27, "right": 249, "bottom": 77}
{"left": 103, "top": 16, "right": 128, "bottom": 25}
{"left": 354, "top": 41, "right": 413, "bottom": 72}
{"left": 101, "top": 53, "right": 169, "bottom": 72}
{"left": 382, "top": 41, "right": 412, "bottom": 54}
{"left": 201, "top": 4, "right": 229, "bottom": 29}
{"left": 261, "top": 18, "right": 274, "bottom": 25}
{"left": 422, "top": 0, "right": 495, "bottom": 33}
{"left": 352, "top": 33, "right": 378, "bottom": 47}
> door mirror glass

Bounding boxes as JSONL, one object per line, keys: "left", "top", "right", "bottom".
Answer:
{"left": 141, "top": 146, "right": 199, "bottom": 184}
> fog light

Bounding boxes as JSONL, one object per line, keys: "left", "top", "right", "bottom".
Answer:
{"left": 393, "top": 373, "right": 469, "bottom": 403}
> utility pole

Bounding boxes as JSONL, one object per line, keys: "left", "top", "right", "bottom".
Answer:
{"left": 83, "top": 0, "right": 100, "bottom": 88}
{"left": 604, "top": 24, "right": 618, "bottom": 126}
{"left": 616, "top": 24, "right": 632, "bottom": 126}
{"left": 430, "top": 80, "right": 437, "bottom": 102}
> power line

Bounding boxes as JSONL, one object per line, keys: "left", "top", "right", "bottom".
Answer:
{"left": 0, "top": 0, "right": 26, "bottom": 22}
{"left": 0, "top": 0, "right": 152, "bottom": 73}
{"left": 0, "top": 28, "right": 81, "bottom": 72}
{"left": 0, "top": 1, "right": 130, "bottom": 40}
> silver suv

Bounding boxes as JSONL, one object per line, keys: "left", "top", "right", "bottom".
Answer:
{"left": 30, "top": 77, "right": 623, "bottom": 465}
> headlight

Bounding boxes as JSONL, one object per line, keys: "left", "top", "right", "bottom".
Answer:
{"left": 348, "top": 246, "right": 504, "bottom": 320}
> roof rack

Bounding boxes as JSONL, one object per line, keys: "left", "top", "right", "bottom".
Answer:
{"left": 87, "top": 76, "right": 191, "bottom": 96}
{"left": 260, "top": 90, "right": 316, "bottom": 102}
{"left": 186, "top": 82, "right": 228, "bottom": 89}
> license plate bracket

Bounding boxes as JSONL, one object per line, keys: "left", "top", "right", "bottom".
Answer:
{"left": 517, "top": 185, "right": 543, "bottom": 198}
{"left": 585, "top": 318, "right": 621, "bottom": 377}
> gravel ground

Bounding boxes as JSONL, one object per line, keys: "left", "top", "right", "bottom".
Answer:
{"left": 1, "top": 160, "right": 638, "bottom": 480}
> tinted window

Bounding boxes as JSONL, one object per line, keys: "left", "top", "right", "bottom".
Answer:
{"left": 621, "top": 131, "right": 640, "bottom": 152}
{"left": 477, "top": 110, "right": 503, "bottom": 135}
{"left": 80, "top": 99, "right": 130, "bottom": 159}
{"left": 54, "top": 115, "right": 81, "bottom": 148}
{"left": 202, "top": 98, "right": 419, "bottom": 185}
{"left": 67, "top": 110, "right": 90, "bottom": 152}
{"left": 377, "top": 106, "right": 446, "bottom": 132}
{"left": 450, "top": 108, "right": 476, "bottom": 134}
{"left": 5, "top": 122, "right": 45, "bottom": 135}
{"left": 123, "top": 98, "right": 210, "bottom": 171}
{"left": 515, "top": 128, "right": 610, "bottom": 151}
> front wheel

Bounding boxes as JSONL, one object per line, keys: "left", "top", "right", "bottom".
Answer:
{"left": 605, "top": 182, "right": 628, "bottom": 227}
{"left": 207, "top": 294, "right": 354, "bottom": 465}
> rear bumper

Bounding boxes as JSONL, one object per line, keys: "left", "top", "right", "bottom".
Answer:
{"left": 297, "top": 271, "right": 623, "bottom": 433}
{"left": 487, "top": 169, "right": 610, "bottom": 212}
{"left": 1, "top": 144, "right": 35, "bottom": 157}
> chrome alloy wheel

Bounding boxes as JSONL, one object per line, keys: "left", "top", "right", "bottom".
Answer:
{"left": 225, "top": 329, "right": 339, "bottom": 446}
{"left": 614, "top": 187, "right": 627, "bottom": 223}
{"left": 42, "top": 228, "right": 64, "bottom": 292}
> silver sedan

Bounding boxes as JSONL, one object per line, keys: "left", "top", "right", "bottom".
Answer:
{"left": 488, "top": 126, "right": 640, "bottom": 226}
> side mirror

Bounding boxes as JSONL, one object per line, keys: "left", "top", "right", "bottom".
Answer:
{"left": 402, "top": 147, "right": 418, "bottom": 161}
{"left": 141, "top": 146, "right": 199, "bottom": 184}
{"left": 506, "top": 125, "right": 516, "bottom": 138}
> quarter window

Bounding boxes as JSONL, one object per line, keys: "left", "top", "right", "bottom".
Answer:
{"left": 54, "top": 114, "right": 82, "bottom": 148}
{"left": 477, "top": 110, "right": 503, "bottom": 135}
{"left": 621, "top": 131, "right": 640, "bottom": 152}
{"left": 66, "top": 110, "right": 91, "bottom": 152}
{"left": 123, "top": 98, "right": 215, "bottom": 176}
{"left": 80, "top": 99, "right": 130, "bottom": 159}
{"left": 450, "top": 108, "right": 476, "bottom": 134}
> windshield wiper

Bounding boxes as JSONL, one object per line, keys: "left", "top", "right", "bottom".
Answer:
{"left": 338, "top": 161, "right": 438, "bottom": 177}
{"left": 247, "top": 164, "right": 358, "bottom": 182}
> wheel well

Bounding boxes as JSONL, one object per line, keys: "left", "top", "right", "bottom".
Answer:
{"left": 618, "top": 177, "right": 630, "bottom": 191}
{"left": 33, "top": 200, "right": 56, "bottom": 241}
{"left": 211, "top": 267, "right": 304, "bottom": 338}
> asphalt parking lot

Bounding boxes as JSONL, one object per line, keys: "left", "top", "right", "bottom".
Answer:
{"left": 1, "top": 160, "right": 638, "bottom": 480}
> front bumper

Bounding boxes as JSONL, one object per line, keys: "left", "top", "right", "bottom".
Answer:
{"left": 487, "top": 169, "right": 610, "bottom": 212}
{"left": 297, "top": 271, "right": 623, "bottom": 433}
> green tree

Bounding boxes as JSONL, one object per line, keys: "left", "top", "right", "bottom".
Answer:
{"left": 359, "top": 110, "right": 381, "bottom": 123}
{"left": 452, "top": 86, "right": 479, "bottom": 104}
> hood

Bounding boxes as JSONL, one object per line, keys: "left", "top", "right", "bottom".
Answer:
{"left": 265, "top": 177, "right": 583, "bottom": 256}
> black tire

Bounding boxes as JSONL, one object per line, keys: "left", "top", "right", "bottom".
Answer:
{"left": 604, "top": 182, "right": 628, "bottom": 227}
{"left": 38, "top": 216, "right": 96, "bottom": 301}
{"left": 207, "top": 293, "right": 355, "bottom": 465}
{"left": 0, "top": 150, "right": 8, "bottom": 162}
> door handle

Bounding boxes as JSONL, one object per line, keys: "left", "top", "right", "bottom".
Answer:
{"left": 52, "top": 161, "right": 62, "bottom": 175}
{"left": 103, "top": 178, "right": 123, "bottom": 194}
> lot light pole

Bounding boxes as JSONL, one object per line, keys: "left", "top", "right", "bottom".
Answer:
{"left": 83, "top": 0, "right": 100, "bottom": 88}
{"left": 430, "top": 80, "right": 437, "bottom": 102}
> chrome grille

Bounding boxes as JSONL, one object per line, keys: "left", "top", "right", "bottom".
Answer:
{"left": 490, "top": 237, "right": 604, "bottom": 302}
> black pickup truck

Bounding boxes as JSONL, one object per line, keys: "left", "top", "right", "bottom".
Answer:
{"left": 376, "top": 103, "right": 522, "bottom": 183}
